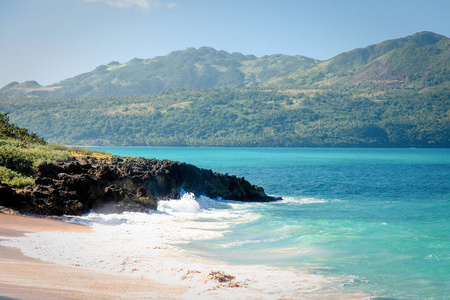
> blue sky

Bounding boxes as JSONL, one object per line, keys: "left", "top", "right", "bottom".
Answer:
{"left": 0, "top": 0, "right": 449, "bottom": 88}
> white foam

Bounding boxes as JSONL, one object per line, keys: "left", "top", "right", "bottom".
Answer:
{"left": 158, "top": 191, "right": 201, "bottom": 213}
{"left": 0, "top": 194, "right": 366, "bottom": 299}
{"left": 279, "top": 196, "right": 329, "bottom": 205}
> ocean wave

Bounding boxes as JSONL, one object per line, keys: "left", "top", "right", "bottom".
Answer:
{"left": 0, "top": 192, "right": 369, "bottom": 298}
{"left": 158, "top": 191, "right": 201, "bottom": 213}
{"left": 278, "top": 196, "right": 329, "bottom": 205}
{"left": 157, "top": 191, "right": 234, "bottom": 214}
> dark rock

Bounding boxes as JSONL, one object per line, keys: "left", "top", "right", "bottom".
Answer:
{"left": 1, "top": 156, "right": 278, "bottom": 216}
{"left": 0, "top": 185, "right": 27, "bottom": 210}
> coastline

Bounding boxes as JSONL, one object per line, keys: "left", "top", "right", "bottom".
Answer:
{"left": 0, "top": 211, "right": 369, "bottom": 299}
{"left": 0, "top": 213, "right": 188, "bottom": 300}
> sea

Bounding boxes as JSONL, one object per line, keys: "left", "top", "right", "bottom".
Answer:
{"left": 2, "top": 147, "right": 449, "bottom": 299}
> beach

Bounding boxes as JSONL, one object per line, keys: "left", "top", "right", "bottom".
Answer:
{"left": 2, "top": 147, "right": 448, "bottom": 299}
{"left": 0, "top": 213, "right": 188, "bottom": 300}
{"left": 0, "top": 206, "right": 367, "bottom": 300}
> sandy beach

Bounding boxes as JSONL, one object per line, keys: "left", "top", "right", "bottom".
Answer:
{"left": 0, "top": 210, "right": 369, "bottom": 300}
{"left": 0, "top": 213, "right": 188, "bottom": 300}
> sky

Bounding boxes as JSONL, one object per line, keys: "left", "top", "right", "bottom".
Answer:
{"left": 0, "top": 0, "right": 449, "bottom": 88}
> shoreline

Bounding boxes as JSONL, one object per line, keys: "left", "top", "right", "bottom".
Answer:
{"left": 0, "top": 212, "right": 369, "bottom": 299}
{"left": 0, "top": 213, "right": 188, "bottom": 300}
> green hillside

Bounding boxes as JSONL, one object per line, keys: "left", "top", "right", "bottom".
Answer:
{"left": 0, "top": 47, "right": 318, "bottom": 98}
{"left": 1, "top": 86, "right": 448, "bottom": 147}
{"left": 2, "top": 31, "right": 447, "bottom": 98}
{"left": 267, "top": 31, "right": 449, "bottom": 89}
{"left": 0, "top": 31, "right": 448, "bottom": 148}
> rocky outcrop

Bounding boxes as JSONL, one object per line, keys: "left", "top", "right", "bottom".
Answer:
{"left": 0, "top": 156, "right": 277, "bottom": 215}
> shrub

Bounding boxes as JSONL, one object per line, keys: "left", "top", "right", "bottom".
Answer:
{"left": 0, "top": 166, "right": 34, "bottom": 186}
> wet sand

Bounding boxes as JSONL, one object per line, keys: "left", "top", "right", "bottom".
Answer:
{"left": 0, "top": 213, "right": 369, "bottom": 300}
{"left": 0, "top": 213, "right": 188, "bottom": 300}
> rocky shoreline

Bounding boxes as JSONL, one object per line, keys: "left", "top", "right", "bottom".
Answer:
{"left": 0, "top": 155, "right": 278, "bottom": 215}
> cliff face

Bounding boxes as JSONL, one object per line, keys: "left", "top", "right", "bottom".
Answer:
{"left": 0, "top": 156, "right": 277, "bottom": 215}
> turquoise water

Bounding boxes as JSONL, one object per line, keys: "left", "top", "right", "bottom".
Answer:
{"left": 93, "top": 147, "right": 450, "bottom": 299}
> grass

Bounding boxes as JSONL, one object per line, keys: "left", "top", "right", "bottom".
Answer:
{"left": 0, "top": 140, "right": 70, "bottom": 170}
{"left": 70, "top": 146, "right": 113, "bottom": 160}
{"left": 0, "top": 138, "right": 112, "bottom": 187}
{"left": 0, "top": 114, "right": 113, "bottom": 188}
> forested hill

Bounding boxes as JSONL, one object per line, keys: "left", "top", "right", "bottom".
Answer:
{"left": 267, "top": 31, "right": 449, "bottom": 90}
{"left": 1, "top": 31, "right": 448, "bottom": 98}
{"left": 0, "top": 31, "right": 449, "bottom": 148}
{"left": 0, "top": 47, "right": 318, "bottom": 98}
{"left": 1, "top": 87, "right": 448, "bottom": 147}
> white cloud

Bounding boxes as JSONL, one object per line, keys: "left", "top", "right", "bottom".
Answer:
{"left": 86, "top": 0, "right": 175, "bottom": 10}
{"left": 166, "top": 3, "right": 176, "bottom": 9}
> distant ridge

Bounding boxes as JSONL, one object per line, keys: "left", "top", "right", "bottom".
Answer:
{"left": 2, "top": 31, "right": 447, "bottom": 98}
{"left": 266, "top": 31, "right": 449, "bottom": 89}
{"left": 0, "top": 47, "right": 318, "bottom": 98}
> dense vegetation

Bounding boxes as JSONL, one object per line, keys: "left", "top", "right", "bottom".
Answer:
{"left": 1, "top": 86, "right": 448, "bottom": 147}
{"left": 0, "top": 31, "right": 448, "bottom": 148}
{"left": 0, "top": 113, "right": 45, "bottom": 145}
{"left": 0, "top": 113, "right": 105, "bottom": 187}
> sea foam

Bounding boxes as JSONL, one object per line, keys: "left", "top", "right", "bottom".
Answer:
{"left": 279, "top": 196, "right": 329, "bottom": 205}
{"left": 0, "top": 193, "right": 365, "bottom": 299}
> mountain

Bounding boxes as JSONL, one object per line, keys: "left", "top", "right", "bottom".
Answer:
{"left": 0, "top": 32, "right": 449, "bottom": 148}
{"left": 0, "top": 47, "right": 318, "bottom": 98}
{"left": 266, "top": 31, "right": 449, "bottom": 89}
{"left": 1, "top": 31, "right": 448, "bottom": 98}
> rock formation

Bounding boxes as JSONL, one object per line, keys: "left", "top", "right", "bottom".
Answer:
{"left": 0, "top": 156, "right": 277, "bottom": 215}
